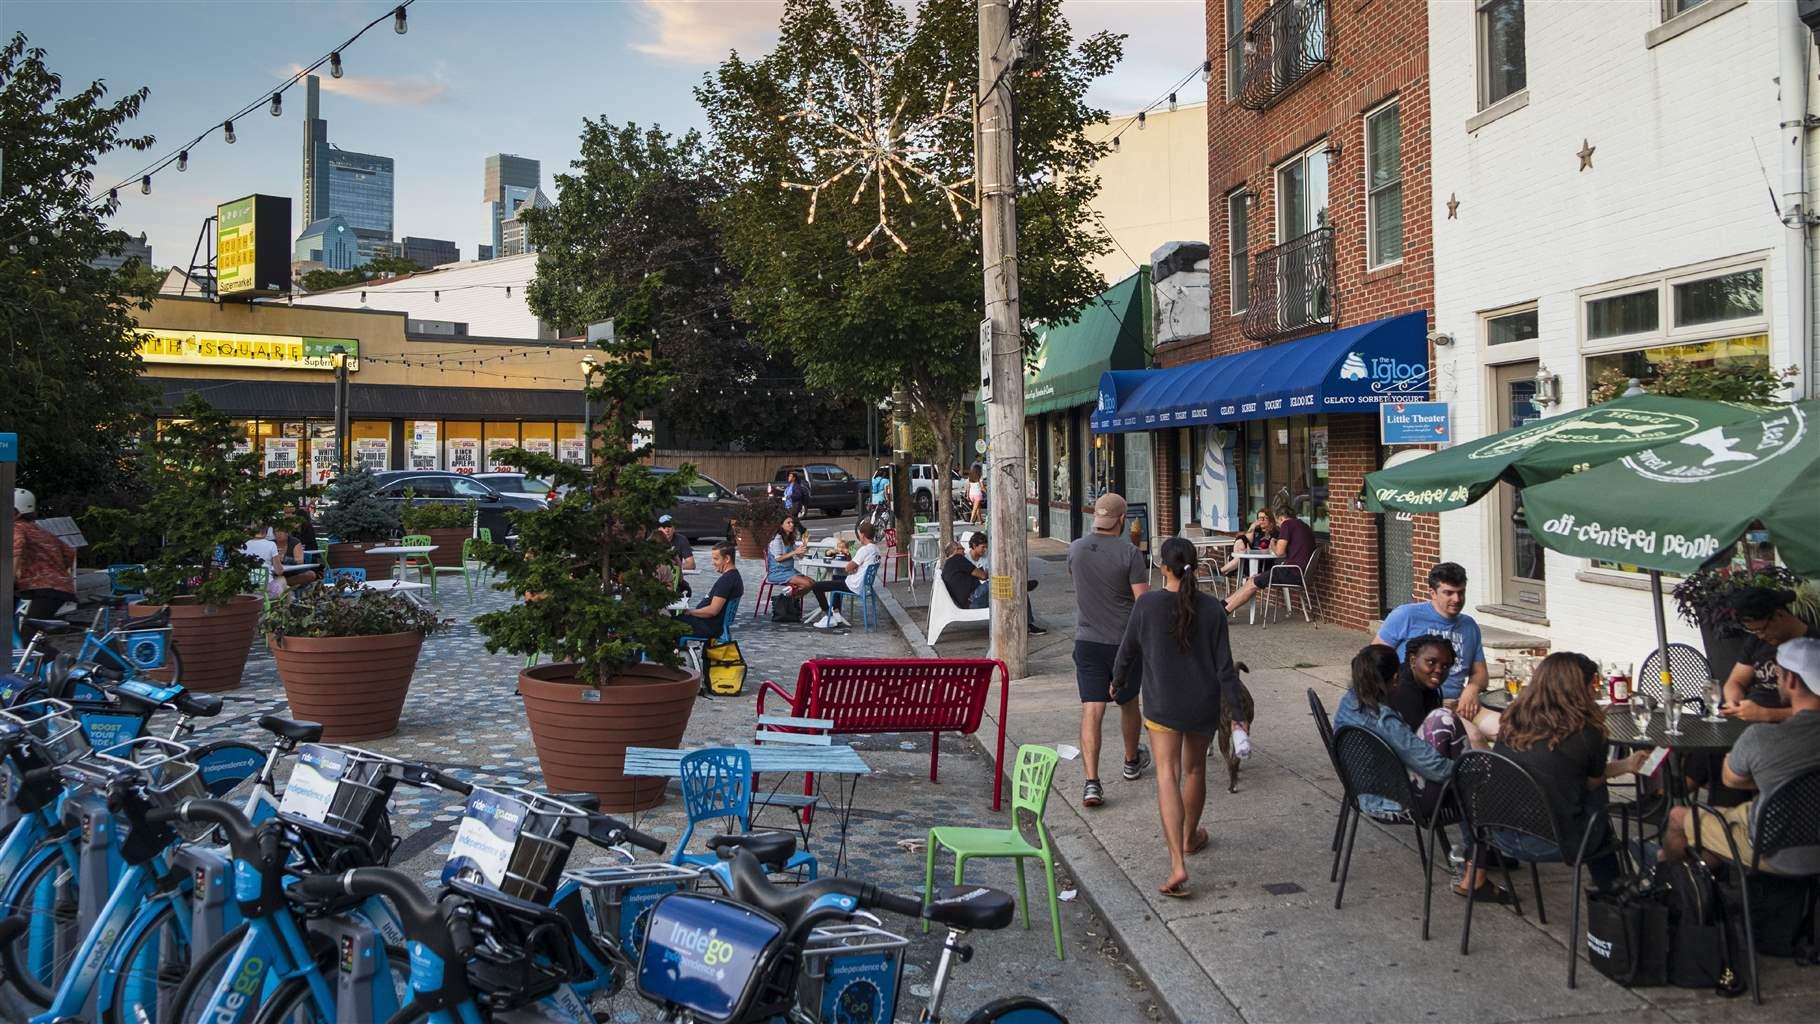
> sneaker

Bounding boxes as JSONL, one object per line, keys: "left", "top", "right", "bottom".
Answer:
{"left": 831, "top": 611, "right": 851, "bottom": 627}
{"left": 1028, "top": 621, "right": 1048, "bottom": 636}
{"left": 1122, "top": 747, "right": 1151, "bottom": 781}
{"left": 814, "top": 616, "right": 837, "bottom": 630}
{"left": 1231, "top": 724, "right": 1251, "bottom": 760}
{"left": 804, "top": 608, "right": 824, "bottom": 625}
{"left": 1082, "top": 779, "right": 1105, "bottom": 807}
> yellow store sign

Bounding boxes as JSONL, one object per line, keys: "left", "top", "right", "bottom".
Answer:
{"left": 138, "top": 330, "right": 360, "bottom": 371}
{"left": 216, "top": 196, "right": 257, "bottom": 295}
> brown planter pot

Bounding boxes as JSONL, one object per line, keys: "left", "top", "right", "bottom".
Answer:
{"left": 328, "top": 541, "right": 400, "bottom": 581}
{"left": 269, "top": 631, "right": 425, "bottom": 741}
{"left": 735, "top": 526, "right": 768, "bottom": 561}
{"left": 130, "top": 595, "right": 262, "bottom": 693}
{"left": 520, "top": 661, "right": 700, "bottom": 812}
{"left": 425, "top": 528, "right": 471, "bottom": 569}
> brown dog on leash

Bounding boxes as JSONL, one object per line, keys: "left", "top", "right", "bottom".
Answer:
{"left": 1214, "top": 661, "right": 1255, "bottom": 793}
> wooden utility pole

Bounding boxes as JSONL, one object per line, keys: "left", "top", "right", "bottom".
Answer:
{"left": 978, "top": 0, "right": 1027, "bottom": 678}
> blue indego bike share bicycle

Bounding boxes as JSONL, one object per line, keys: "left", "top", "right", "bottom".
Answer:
{"left": 0, "top": 715, "right": 1068, "bottom": 1023}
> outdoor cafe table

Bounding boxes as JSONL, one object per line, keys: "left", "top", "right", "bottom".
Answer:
{"left": 356, "top": 578, "right": 431, "bottom": 605}
{"left": 1234, "top": 550, "right": 1276, "bottom": 624}
{"left": 798, "top": 557, "right": 849, "bottom": 580}
{"left": 623, "top": 743, "right": 873, "bottom": 874}
{"left": 365, "top": 544, "right": 436, "bottom": 584}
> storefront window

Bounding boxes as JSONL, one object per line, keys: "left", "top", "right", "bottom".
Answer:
{"left": 1243, "top": 414, "right": 1329, "bottom": 533}
{"left": 484, "top": 422, "right": 521, "bottom": 472}
{"left": 1087, "top": 432, "right": 1117, "bottom": 506}
{"left": 444, "top": 420, "right": 481, "bottom": 474}
{"left": 410, "top": 420, "right": 441, "bottom": 470}
{"left": 520, "top": 422, "right": 557, "bottom": 463}
{"left": 306, "top": 422, "right": 339, "bottom": 486}
{"left": 1584, "top": 333, "right": 1769, "bottom": 397}
{"left": 351, "top": 421, "right": 391, "bottom": 472}
{"left": 556, "top": 421, "right": 585, "bottom": 465}
{"left": 1049, "top": 417, "right": 1070, "bottom": 507}
{"left": 1024, "top": 422, "right": 1039, "bottom": 503}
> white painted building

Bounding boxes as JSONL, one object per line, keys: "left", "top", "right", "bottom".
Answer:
{"left": 1427, "top": 0, "right": 1813, "bottom": 660}
{"left": 304, "top": 251, "right": 554, "bottom": 340}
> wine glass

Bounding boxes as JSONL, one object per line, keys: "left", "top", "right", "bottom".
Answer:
{"left": 1664, "top": 694, "right": 1683, "bottom": 736}
{"left": 1631, "top": 694, "right": 1654, "bottom": 734}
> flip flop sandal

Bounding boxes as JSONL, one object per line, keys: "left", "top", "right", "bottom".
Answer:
{"left": 1159, "top": 882, "right": 1192, "bottom": 899}
{"left": 1187, "top": 828, "right": 1210, "bottom": 855}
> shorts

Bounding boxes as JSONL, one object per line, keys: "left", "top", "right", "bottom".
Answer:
{"left": 1074, "top": 641, "right": 1135, "bottom": 704}
{"left": 1143, "top": 718, "right": 1176, "bottom": 734}
{"left": 1684, "top": 800, "right": 1765, "bottom": 867}
{"left": 765, "top": 564, "right": 798, "bottom": 585}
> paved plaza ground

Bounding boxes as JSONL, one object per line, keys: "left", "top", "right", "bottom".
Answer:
{"left": 179, "top": 547, "right": 1159, "bottom": 1023}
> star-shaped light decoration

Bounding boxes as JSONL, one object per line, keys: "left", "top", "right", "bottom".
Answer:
{"left": 779, "top": 48, "right": 975, "bottom": 252}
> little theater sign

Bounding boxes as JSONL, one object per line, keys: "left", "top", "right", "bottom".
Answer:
{"left": 137, "top": 330, "right": 359, "bottom": 371}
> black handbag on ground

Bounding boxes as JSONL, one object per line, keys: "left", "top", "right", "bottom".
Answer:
{"left": 770, "top": 591, "right": 803, "bottom": 623}
{"left": 1716, "top": 869, "right": 1819, "bottom": 960}
{"left": 1586, "top": 884, "right": 1671, "bottom": 986}
{"left": 1655, "top": 860, "right": 1747, "bottom": 994}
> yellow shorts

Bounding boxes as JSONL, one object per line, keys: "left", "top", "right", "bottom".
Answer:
{"left": 1144, "top": 718, "right": 1178, "bottom": 735}
{"left": 1684, "top": 801, "right": 1758, "bottom": 865}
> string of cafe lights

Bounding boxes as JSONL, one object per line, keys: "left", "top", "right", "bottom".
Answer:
{"left": 1, "top": 1, "right": 417, "bottom": 250}
{"left": 1097, "top": 59, "right": 1211, "bottom": 154}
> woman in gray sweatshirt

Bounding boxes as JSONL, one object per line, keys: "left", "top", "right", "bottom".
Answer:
{"left": 1112, "top": 535, "right": 1247, "bottom": 898}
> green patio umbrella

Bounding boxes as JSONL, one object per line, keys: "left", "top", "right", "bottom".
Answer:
{"left": 1364, "top": 394, "right": 1770, "bottom": 513}
{"left": 1521, "top": 400, "right": 1820, "bottom": 701}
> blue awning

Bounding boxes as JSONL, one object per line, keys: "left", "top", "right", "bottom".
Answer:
{"left": 1090, "top": 311, "right": 1430, "bottom": 433}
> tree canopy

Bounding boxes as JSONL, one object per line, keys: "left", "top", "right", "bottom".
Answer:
{"left": 698, "top": 0, "right": 1119, "bottom": 490}
{"left": 0, "top": 32, "right": 159, "bottom": 514}
{"left": 298, "top": 253, "right": 425, "bottom": 295}
{"left": 519, "top": 120, "right": 862, "bottom": 451}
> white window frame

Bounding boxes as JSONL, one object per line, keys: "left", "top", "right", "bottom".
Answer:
{"left": 1227, "top": 188, "right": 1250, "bottom": 314}
{"left": 1364, "top": 98, "right": 1403, "bottom": 270}
{"left": 1274, "top": 141, "right": 1330, "bottom": 244}
{"left": 1480, "top": 301, "right": 1540, "bottom": 365}
{"left": 1225, "top": 0, "right": 1246, "bottom": 102}
{"left": 1662, "top": 0, "right": 1708, "bottom": 20}
{"left": 1476, "top": 0, "right": 1526, "bottom": 112}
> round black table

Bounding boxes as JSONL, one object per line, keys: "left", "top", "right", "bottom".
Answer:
{"left": 1603, "top": 711, "right": 1749, "bottom": 752}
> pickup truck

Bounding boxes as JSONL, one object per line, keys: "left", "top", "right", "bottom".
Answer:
{"left": 734, "top": 463, "right": 866, "bottom": 517}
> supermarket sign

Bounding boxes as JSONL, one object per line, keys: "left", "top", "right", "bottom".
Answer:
{"left": 137, "top": 330, "right": 359, "bottom": 371}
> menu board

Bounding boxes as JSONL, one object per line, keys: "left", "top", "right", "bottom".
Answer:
{"left": 447, "top": 438, "right": 480, "bottom": 475}
{"left": 411, "top": 421, "right": 439, "bottom": 471}
{"left": 263, "top": 437, "right": 300, "bottom": 476}
{"left": 354, "top": 438, "right": 390, "bottom": 472}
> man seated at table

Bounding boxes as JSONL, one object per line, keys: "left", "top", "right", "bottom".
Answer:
{"left": 656, "top": 514, "right": 695, "bottom": 595}
{"left": 1375, "top": 562, "right": 1491, "bottom": 720}
{"left": 681, "top": 542, "right": 742, "bottom": 639}
{"left": 1663, "top": 637, "right": 1820, "bottom": 873}
{"left": 1719, "top": 585, "right": 1817, "bottom": 724}
{"left": 1223, "top": 504, "right": 1316, "bottom": 619}
{"left": 940, "top": 532, "right": 1046, "bottom": 635}
{"left": 807, "top": 522, "right": 881, "bottom": 630}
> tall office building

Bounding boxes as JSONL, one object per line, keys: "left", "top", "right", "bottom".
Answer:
{"left": 497, "top": 187, "right": 552, "bottom": 257}
{"left": 401, "top": 236, "right": 460, "bottom": 268}
{"left": 90, "top": 231, "right": 152, "bottom": 272}
{"left": 301, "top": 75, "right": 396, "bottom": 264}
{"left": 483, "top": 154, "right": 540, "bottom": 258}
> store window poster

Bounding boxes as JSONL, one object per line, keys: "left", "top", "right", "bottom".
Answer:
{"left": 447, "top": 439, "right": 480, "bottom": 474}
{"left": 355, "top": 438, "right": 390, "bottom": 472}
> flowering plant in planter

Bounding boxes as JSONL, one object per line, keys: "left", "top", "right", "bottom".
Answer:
{"left": 264, "top": 580, "right": 451, "bottom": 642}
{"left": 1672, "top": 564, "right": 1818, "bottom": 630}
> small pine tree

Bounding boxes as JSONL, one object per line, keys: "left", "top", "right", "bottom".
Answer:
{"left": 90, "top": 394, "right": 313, "bottom": 605}
{"left": 474, "top": 285, "right": 694, "bottom": 684}
{"left": 319, "top": 467, "right": 402, "bottom": 542}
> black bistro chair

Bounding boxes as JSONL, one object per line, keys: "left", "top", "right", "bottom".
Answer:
{"left": 1687, "top": 767, "right": 1820, "bottom": 1004}
{"left": 1636, "top": 642, "right": 1712, "bottom": 714}
{"left": 1308, "top": 688, "right": 1351, "bottom": 881}
{"left": 1438, "top": 750, "right": 1618, "bottom": 987}
{"left": 1331, "top": 726, "right": 1462, "bottom": 935}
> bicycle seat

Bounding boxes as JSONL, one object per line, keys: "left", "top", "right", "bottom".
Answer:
{"left": 114, "top": 689, "right": 161, "bottom": 717}
{"left": 174, "top": 691, "right": 223, "bottom": 718}
{"left": 707, "top": 830, "right": 799, "bottom": 872}
{"left": 21, "top": 617, "right": 78, "bottom": 635}
{"left": 552, "top": 792, "right": 600, "bottom": 812}
{"left": 923, "top": 885, "right": 1016, "bottom": 931}
{"left": 259, "top": 715, "right": 325, "bottom": 744}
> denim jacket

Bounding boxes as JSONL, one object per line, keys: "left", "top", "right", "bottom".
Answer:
{"left": 1332, "top": 691, "right": 1455, "bottom": 817}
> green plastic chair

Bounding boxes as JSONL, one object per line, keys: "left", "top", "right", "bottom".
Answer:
{"left": 922, "top": 744, "right": 1064, "bottom": 960}
{"left": 432, "top": 537, "right": 480, "bottom": 604}
{"left": 400, "top": 533, "right": 434, "bottom": 585}
{"left": 314, "top": 541, "right": 331, "bottom": 570}
{"left": 476, "top": 528, "right": 495, "bottom": 585}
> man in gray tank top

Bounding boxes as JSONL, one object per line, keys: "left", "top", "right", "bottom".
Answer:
{"left": 1069, "top": 493, "right": 1150, "bottom": 807}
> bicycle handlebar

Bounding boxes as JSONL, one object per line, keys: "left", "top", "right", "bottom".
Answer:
{"left": 147, "top": 798, "right": 258, "bottom": 851}
{"left": 398, "top": 762, "right": 474, "bottom": 796}
{"left": 584, "top": 813, "right": 664, "bottom": 855}
{"left": 295, "top": 868, "right": 465, "bottom": 956}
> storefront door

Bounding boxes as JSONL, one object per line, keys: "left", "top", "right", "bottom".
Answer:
{"left": 1493, "top": 363, "right": 1546, "bottom": 612}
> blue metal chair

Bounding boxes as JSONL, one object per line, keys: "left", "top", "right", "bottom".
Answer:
{"left": 330, "top": 567, "right": 367, "bottom": 585}
{"left": 830, "top": 563, "right": 881, "bottom": 631}
{"left": 672, "top": 747, "right": 818, "bottom": 879}
{"left": 681, "top": 597, "right": 740, "bottom": 671}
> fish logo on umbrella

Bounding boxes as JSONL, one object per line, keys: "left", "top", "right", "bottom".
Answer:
{"left": 1621, "top": 408, "right": 1806, "bottom": 482}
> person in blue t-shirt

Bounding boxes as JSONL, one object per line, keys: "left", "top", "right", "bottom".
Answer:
{"left": 1375, "top": 561, "right": 1490, "bottom": 720}
{"left": 869, "top": 468, "right": 890, "bottom": 510}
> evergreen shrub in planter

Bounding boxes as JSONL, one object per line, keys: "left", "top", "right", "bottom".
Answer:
{"left": 320, "top": 468, "right": 402, "bottom": 580}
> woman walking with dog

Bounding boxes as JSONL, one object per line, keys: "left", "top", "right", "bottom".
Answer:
{"left": 1112, "top": 536, "right": 1248, "bottom": 898}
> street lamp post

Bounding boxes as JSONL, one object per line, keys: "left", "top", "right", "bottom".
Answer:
{"left": 579, "top": 355, "right": 599, "bottom": 464}
{"left": 330, "top": 345, "right": 350, "bottom": 474}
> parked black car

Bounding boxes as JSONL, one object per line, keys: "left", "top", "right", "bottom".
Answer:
{"left": 651, "top": 466, "right": 747, "bottom": 541}
{"left": 371, "top": 470, "right": 543, "bottom": 540}
{"left": 733, "top": 463, "right": 865, "bottom": 516}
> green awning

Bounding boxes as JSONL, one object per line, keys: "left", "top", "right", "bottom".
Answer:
{"left": 982, "top": 268, "right": 1150, "bottom": 421}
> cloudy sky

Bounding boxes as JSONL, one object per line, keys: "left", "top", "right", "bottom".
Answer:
{"left": 7, "top": 0, "right": 1208, "bottom": 265}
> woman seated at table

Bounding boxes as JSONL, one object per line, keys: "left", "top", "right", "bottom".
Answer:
{"left": 1217, "top": 508, "right": 1277, "bottom": 577}
{"left": 766, "top": 515, "right": 816, "bottom": 598}
{"left": 279, "top": 507, "right": 320, "bottom": 588}
{"left": 1336, "top": 643, "right": 1497, "bottom": 898}
{"left": 1487, "top": 652, "right": 1650, "bottom": 892}
{"left": 682, "top": 542, "right": 743, "bottom": 639}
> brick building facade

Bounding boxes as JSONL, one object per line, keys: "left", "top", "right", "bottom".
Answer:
{"left": 1104, "top": 0, "right": 1442, "bottom": 632}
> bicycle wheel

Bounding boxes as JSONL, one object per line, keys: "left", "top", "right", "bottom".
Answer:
{"left": 248, "top": 945, "right": 411, "bottom": 1024}
{"left": 103, "top": 899, "right": 192, "bottom": 1024}
{"left": 962, "top": 996, "right": 1071, "bottom": 1024}
{"left": 0, "top": 849, "right": 77, "bottom": 1007}
{"left": 167, "top": 921, "right": 246, "bottom": 1024}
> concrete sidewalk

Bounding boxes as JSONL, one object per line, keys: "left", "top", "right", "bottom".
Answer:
{"left": 879, "top": 540, "right": 1820, "bottom": 1024}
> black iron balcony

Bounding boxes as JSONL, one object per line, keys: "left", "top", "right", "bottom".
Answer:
{"left": 1236, "top": 0, "right": 1330, "bottom": 110}
{"left": 1242, "top": 227, "right": 1335, "bottom": 341}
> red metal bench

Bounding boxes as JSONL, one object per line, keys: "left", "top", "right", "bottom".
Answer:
{"left": 756, "top": 658, "right": 1010, "bottom": 811}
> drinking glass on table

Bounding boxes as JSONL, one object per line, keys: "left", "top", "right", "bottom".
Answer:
{"left": 1631, "top": 694, "right": 1653, "bottom": 733}
{"left": 1664, "top": 694, "right": 1683, "bottom": 735}
{"left": 1704, "top": 679, "right": 1725, "bottom": 722}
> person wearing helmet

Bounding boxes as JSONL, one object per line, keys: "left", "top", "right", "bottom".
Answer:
{"left": 12, "top": 489, "right": 76, "bottom": 620}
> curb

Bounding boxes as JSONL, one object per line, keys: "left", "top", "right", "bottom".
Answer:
{"left": 874, "top": 583, "right": 1244, "bottom": 1024}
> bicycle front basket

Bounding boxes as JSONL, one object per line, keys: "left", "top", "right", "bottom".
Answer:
{"left": 279, "top": 744, "right": 402, "bottom": 838}
{"left": 1, "top": 698, "right": 91, "bottom": 765}
{"left": 636, "top": 891, "right": 786, "bottom": 1024}
{"left": 443, "top": 788, "right": 589, "bottom": 904}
